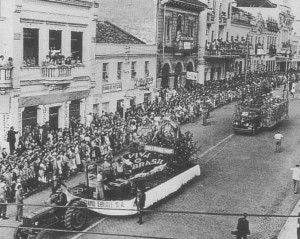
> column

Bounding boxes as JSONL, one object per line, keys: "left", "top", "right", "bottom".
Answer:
{"left": 198, "top": 9, "right": 208, "bottom": 85}
{"left": 79, "top": 99, "right": 86, "bottom": 125}
{"left": 169, "top": 76, "right": 174, "bottom": 89}
{"left": 58, "top": 102, "right": 70, "bottom": 129}
{"left": 62, "top": 29, "right": 71, "bottom": 59}
{"left": 39, "top": 28, "right": 49, "bottom": 66}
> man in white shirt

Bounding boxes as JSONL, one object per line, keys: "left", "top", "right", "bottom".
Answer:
{"left": 274, "top": 131, "right": 284, "bottom": 153}
{"left": 291, "top": 165, "right": 300, "bottom": 194}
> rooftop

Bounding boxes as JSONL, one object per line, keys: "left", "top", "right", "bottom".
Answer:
{"left": 96, "top": 21, "right": 145, "bottom": 45}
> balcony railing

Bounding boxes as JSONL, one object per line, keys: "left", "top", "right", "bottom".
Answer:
{"left": 42, "top": 66, "right": 72, "bottom": 78}
{"left": 0, "top": 67, "right": 13, "bottom": 82}
{"left": 205, "top": 41, "right": 250, "bottom": 58}
{"left": 207, "top": 13, "right": 215, "bottom": 24}
{"left": 20, "top": 64, "right": 88, "bottom": 83}
{"left": 158, "top": 37, "right": 197, "bottom": 55}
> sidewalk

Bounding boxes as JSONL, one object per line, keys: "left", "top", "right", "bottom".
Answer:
{"left": 277, "top": 198, "right": 300, "bottom": 239}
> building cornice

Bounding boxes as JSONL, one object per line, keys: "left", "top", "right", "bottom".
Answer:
{"left": 20, "top": 18, "right": 88, "bottom": 27}
{"left": 40, "top": 0, "right": 93, "bottom": 8}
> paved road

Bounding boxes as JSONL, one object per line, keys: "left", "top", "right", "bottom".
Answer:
{"left": 71, "top": 88, "right": 300, "bottom": 239}
{"left": 2, "top": 86, "right": 300, "bottom": 239}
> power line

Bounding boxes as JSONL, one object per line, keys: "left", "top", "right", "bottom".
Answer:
{"left": 2, "top": 202, "right": 300, "bottom": 218}
{"left": 0, "top": 225, "right": 177, "bottom": 239}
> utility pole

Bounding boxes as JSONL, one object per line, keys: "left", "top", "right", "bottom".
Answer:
{"left": 244, "top": 33, "right": 250, "bottom": 83}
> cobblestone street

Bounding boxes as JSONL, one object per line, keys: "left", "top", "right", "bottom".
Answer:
{"left": 2, "top": 88, "right": 300, "bottom": 239}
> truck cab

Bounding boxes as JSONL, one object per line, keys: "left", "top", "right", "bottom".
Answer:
{"left": 232, "top": 111, "right": 261, "bottom": 135}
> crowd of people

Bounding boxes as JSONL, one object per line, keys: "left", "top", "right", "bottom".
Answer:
{"left": 23, "top": 47, "right": 82, "bottom": 67}
{"left": 206, "top": 37, "right": 250, "bottom": 56}
{"left": 0, "top": 70, "right": 296, "bottom": 207}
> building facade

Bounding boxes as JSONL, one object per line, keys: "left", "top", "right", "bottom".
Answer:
{"left": 94, "top": 21, "right": 157, "bottom": 117}
{"left": 0, "top": 0, "right": 98, "bottom": 147}
{"left": 98, "top": 0, "right": 207, "bottom": 88}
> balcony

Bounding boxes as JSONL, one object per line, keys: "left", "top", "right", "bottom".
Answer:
{"left": 0, "top": 67, "right": 13, "bottom": 88}
{"left": 41, "top": 0, "right": 93, "bottom": 8}
{"left": 207, "top": 12, "right": 215, "bottom": 24}
{"left": 204, "top": 41, "right": 250, "bottom": 59}
{"left": 219, "top": 16, "right": 227, "bottom": 26}
{"left": 158, "top": 37, "right": 197, "bottom": 55}
{"left": 20, "top": 64, "right": 91, "bottom": 88}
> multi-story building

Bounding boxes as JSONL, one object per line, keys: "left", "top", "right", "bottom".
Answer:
{"left": 238, "top": 0, "right": 297, "bottom": 73}
{"left": 197, "top": 0, "right": 255, "bottom": 83}
{"left": 98, "top": 0, "right": 207, "bottom": 88}
{"left": 0, "top": 0, "right": 98, "bottom": 147}
{"left": 94, "top": 21, "right": 157, "bottom": 117}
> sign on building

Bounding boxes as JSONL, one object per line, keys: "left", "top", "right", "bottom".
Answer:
{"left": 186, "top": 71, "right": 198, "bottom": 81}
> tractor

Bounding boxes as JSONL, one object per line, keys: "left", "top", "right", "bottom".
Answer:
{"left": 13, "top": 192, "right": 88, "bottom": 239}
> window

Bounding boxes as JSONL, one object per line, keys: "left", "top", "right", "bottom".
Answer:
{"left": 176, "top": 15, "right": 182, "bottom": 32}
{"left": 211, "top": 31, "right": 214, "bottom": 41}
{"left": 226, "top": 32, "right": 229, "bottom": 41}
{"left": 71, "top": 31, "right": 83, "bottom": 63}
{"left": 131, "top": 61, "right": 136, "bottom": 78}
{"left": 49, "top": 30, "right": 62, "bottom": 52}
{"left": 145, "top": 61, "right": 150, "bottom": 76}
{"left": 102, "top": 63, "right": 109, "bottom": 81}
{"left": 188, "top": 21, "right": 194, "bottom": 37}
{"left": 23, "top": 28, "right": 39, "bottom": 66}
{"left": 117, "top": 62, "right": 122, "bottom": 80}
{"left": 165, "top": 18, "right": 171, "bottom": 42}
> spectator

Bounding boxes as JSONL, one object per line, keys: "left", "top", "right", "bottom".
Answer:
{"left": 134, "top": 187, "right": 146, "bottom": 225}
{"left": 236, "top": 213, "right": 250, "bottom": 239}
{"left": 7, "top": 126, "right": 18, "bottom": 155}
{"left": 291, "top": 165, "right": 300, "bottom": 194}
{"left": 15, "top": 184, "right": 24, "bottom": 222}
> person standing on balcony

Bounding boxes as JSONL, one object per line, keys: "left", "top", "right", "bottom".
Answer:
{"left": 0, "top": 55, "right": 5, "bottom": 67}
{"left": 7, "top": 127, "right": 18, "bottom": 155}
{"left": 6, "top": 57, "right": 13, "bottom": 67}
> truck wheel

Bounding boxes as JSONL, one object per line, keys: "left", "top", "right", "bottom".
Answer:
{"left": 64, "top": 201, "right": 88, "bottom": 231}
{"left": 36, "top": 231, "right": 53, "bottom": 239}
{"left": 13, "top": 225, "right": 29, "bottom": 239}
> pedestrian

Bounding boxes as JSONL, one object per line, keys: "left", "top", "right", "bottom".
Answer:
{"left": 236, "top": 213, "right": 250, "bottom": 239}
{"left": 274, "top": 131, "right": 284, "bottom": 153}
{"left": 15, "top": 184, "right": 24, "bottom": 222}
{"left": 134, "top": 187, "right": 146, "bottom": 225}
{"left": 7, "top": 126, "right": 18, "bottom": 154}
{"left": 41, "top": 121, "right": 50, "bottom": 145}
{"left": 291, "top": 165, "right": 300, "bottom": 194}
{"left": 96, "top": 170, "right": 105, "bottom": 200}
{"left": 0, "top": 180, "right": 9, "bottom": 219}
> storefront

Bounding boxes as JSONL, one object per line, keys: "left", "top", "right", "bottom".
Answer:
{"left": 22, "top": 106, "right": 37, "bottom": 130}
{"left": 69, "top": 100, "right": 81, "bottom": 119}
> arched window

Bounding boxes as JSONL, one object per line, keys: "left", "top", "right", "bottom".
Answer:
{"left": 176, "top": 15, "right": 182, "bottom": 32}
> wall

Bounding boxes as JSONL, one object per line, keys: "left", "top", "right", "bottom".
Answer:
{"left": 95, "top": 44, "right": 157, "bottom": 114}
{"left": 98, "top": 0, "right": 158, "bottom": 45}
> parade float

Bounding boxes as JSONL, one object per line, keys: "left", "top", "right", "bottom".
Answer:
{"left": 232, "top": 82, "right": 289, "bottom": 134}
{"left": 66, "top": 117, "right": 201, "bottom": 216}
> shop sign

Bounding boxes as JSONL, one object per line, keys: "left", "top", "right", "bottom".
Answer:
{"left": 144, "top": 145, "right": 174, "bottom": 154}
{"left": 102, "top": 82, "right": 122, "bottom": 93}
{"left": 134, "top": 77, "right": 153, "bottom": 89}
{"left": 186, "top": 71, "right": 198, "bottom": 81}
{"left": 183, "top": 41, "right": 192, "bottom": 50}
{"left": 123, "top": 151, "right": 167, "bottom": 173}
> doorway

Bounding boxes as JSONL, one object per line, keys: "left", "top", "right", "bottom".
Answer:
{"left": 49, "top": 106, "right": 59, "bottom": 130}
{"left": 116, "top": 99, "right": 124, "bottom": 118}
{"left": 161, "top": 63, "right": 170, "bottom": 88}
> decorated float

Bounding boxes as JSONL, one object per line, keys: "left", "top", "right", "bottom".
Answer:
{"left": 66, "top": 117, "right": 201, "bottom": 216}
{"left": 232, "top": 82, "right": 289, "bottom": 134}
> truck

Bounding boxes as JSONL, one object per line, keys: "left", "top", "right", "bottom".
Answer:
{"left": 232, "top": 90, "right": 289, "bottom": 135}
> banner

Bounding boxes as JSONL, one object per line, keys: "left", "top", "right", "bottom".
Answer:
{"left": 187, "top": 71, "right": 198, "bottom": 81}
{"left": 123, "top": 151, "right": 167, "bottom": 174}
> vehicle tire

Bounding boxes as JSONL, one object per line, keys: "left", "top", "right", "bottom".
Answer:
{"left": 36, "top": 230, "right": 53, "bottom": 239}
{"left": 64, "top": 200, "right": 88, "bottom": 231}
{"left": 13, "top": 225, "right": 29, "bottom": 239}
